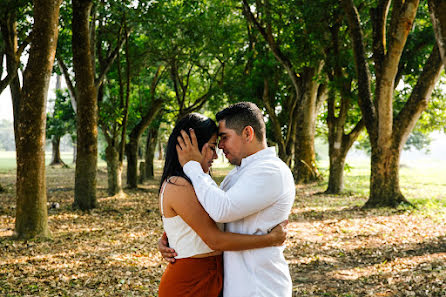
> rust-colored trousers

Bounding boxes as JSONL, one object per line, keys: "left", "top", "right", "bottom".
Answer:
{"left": 158, "top": 255, "right": 223, "bottom": 297}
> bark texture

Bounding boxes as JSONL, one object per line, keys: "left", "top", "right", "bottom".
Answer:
{"left": 14, "top": 0, "right": 61, "bottom": 239}
{"left": 105, "top": 145, "right": 123, "bottom": 196}
{"left": 72, "top": 0, "right": 98, "bottom": 210}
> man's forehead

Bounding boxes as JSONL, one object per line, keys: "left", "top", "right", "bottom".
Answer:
{"left": 217, "top": 121, "right": 231, "bottom": 135}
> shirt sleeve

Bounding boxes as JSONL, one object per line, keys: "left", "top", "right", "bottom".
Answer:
{"left": 183, "top": 160, "right": 282, "bottom": 223}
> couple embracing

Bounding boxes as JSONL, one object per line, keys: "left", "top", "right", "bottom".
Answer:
{"left": 157, "top": 102, "right": 295, "bottom": 297}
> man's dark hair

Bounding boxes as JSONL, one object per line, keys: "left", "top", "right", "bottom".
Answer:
{"left": 216, "top": 102, "right": 265, "bottom": 142}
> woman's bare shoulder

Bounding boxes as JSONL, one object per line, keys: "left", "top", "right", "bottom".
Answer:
{"left": 164, "top": 176, "right": 194, "bottom": 196}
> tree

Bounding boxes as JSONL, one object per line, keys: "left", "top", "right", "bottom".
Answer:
{"left": 125, "top": 69, "right": 163, "bottom": 188}
{"left": 96, "top": 2, "right": 166, "bottom": 192}
{"left": 342, "top": 0, "right": 444, "bottom": 207}
{"left": 242, "top": 0, "right": 328, "bottom": 183}
{"left": 46, "top": 89, "right": 76, "bottom": 166}
{"left": 12, "top": 0, "right": 61, "bottom": 239}
{"left": 323, "top": 7, "right": 365, "bottom": 193}
{"left": 72, "top": 0, "right": 98, "bottom": 210}
{"left": 69, "top": 0, "right": 126, "bottom": 209}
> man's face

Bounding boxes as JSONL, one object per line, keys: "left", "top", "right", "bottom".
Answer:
{"left": 217, "top": 120, "right": 246, "bottom": 166}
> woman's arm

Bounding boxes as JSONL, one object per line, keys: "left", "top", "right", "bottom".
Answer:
{"left": 164, "top": 177, "right": 287, "bottom": 251}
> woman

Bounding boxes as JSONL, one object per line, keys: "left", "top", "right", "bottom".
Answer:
{"left": 158, "top": 113, "right": 285, "bottom": 297}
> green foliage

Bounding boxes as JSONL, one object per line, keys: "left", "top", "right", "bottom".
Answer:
{"left": 46, "top": 90, "right": 76, "bottom": 140}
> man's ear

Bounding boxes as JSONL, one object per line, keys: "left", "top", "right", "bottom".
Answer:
{"left": 243, "top": 126, "right": 255, "bottom": 142}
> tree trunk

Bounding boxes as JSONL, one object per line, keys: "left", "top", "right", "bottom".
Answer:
{"left": 72, "top": 139, "right": 77, "bottom": 163}
{"left": 144, "top": 126, "right": 158, "bottom": 180}
{"left": 138, "top": 161, "right": 145, "bottom": 184}
{"left": 126, "top": 137, "right": 138, "bottom": 188}
{"left": 72, "top": 0, "right": 98, "bottom": 210}
{"left": 105, "top": 145, "right": 123, "bottom": 196}
{"left": 50, "top": 136, "right": 66, "bottom": 166}
{"left": 158, "top": 140, "right": 163, "bottom": 160}
{"left": 292, "top": 67, "right": 322, "bottom": 184}
{"left": 326, "top": 151, "right": 347, "bottom": 194}
{"left": 365, "top": 147, "right": 408, "bottom": 207}
{"left": 14, "top": 0, "right": 61, "bottom": 239}
{"left": 262, "top": 79, "right": 294, "bottom": 166}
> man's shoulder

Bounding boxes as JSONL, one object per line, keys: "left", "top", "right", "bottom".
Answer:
{"left": 252, "top": 155, "right": 291, "bottom": 172}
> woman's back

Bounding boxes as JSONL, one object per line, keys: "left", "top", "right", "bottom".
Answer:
{"left": 160, "top": 176, "right": 223, "bottom": 259}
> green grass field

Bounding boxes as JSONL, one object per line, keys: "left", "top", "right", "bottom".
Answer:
{"left": 0, "top": 151, "right": 105, "bottom": 172}
{"left": 315, "top": 158, "right": 446, "bottom": 212}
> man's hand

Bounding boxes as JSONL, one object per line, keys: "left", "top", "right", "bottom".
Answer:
{"left": 268, "top": 220, "right": 288, "bottom": 246}
{"left": 176, "top": 128, "right": 205, "bottom": 167}
{"left": 158, "top": 232, "right": 177, "bottom": 263}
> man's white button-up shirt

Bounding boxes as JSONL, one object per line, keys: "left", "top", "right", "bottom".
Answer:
{"left": 183, "top": 147, "right": 295, "bottom": 297}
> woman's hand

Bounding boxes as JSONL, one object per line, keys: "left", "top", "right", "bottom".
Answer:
{"left": 176, "top": 129, "right": 203, "bottom": 167}
{"left": 268, "top": 220, "right": 288, "bottom": 246}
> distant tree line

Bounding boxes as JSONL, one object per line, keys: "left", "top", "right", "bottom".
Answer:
{"left": 0, "top": 120, "right": 15, "bottom": 151}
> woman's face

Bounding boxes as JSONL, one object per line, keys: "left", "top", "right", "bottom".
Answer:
{"left": 200, "top": 133, "right": 218, "bottom": 173}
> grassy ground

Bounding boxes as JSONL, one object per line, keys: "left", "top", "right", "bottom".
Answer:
{"left": 0, "top": 152, "right": 76, "bottom": 171}
{"left": 0, "top": 157, "right": 445, "bottom": 296}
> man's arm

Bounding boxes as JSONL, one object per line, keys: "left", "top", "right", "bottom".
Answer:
{"left": 176, "top": 128, "right": 281, "bottom": 222}
{"left": 183, "top": 161, "right": 281, "bottom": 222}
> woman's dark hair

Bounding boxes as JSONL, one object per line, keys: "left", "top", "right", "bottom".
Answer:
{"left": 159, "top": 113, "right": 218, "bottom": 191}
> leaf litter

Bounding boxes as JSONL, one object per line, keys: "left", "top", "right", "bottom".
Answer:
{"left": 0, "top": 166, "right": 445, "bottom": 296}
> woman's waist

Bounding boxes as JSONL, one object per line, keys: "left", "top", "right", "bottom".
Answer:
{"left": 189, "top": 250, "right": 222, "bottom": 258}
{"left": 163, "top": 225, "right": 216, "bottom": 258}
{"left": 174, "top": 253, "right": 223, "bottom": 263}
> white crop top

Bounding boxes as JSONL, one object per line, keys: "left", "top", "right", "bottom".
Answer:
{"left": 160, "top": 177, "right": 224, "bottom": 259}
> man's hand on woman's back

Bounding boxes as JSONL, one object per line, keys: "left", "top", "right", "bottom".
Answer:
{"left": 158, "top": 232, "right": 177, "bottom": 263}
{"left": 269, "top": 220, "right": 288, "bottom": 246}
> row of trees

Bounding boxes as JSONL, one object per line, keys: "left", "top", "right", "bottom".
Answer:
{"left": 0, "top": 0, "right": 445, "bottom": 240}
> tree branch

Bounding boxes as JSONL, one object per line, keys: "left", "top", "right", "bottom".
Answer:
{"left": 393, "top": 45, "right": 443, "bottom": 150}
{"left": 242, "top": 0, "right": 301, "bottom": 94}
{"left": 94, "top": 26, "right": 128, "bottom": 90}
{"left": 428, "top": 0, "right": 446, "bottom": 66}
{"left": 371, "top": 0, "right": 391, "bottom": 80}
{"left": 341, "top": 0, "right": 378, "bottom": 143}
{"left": 0, "top": 71, "right": 17, "bottom": 94}
{"left": 56, "top": 57, "right": 77, "bottom": 113}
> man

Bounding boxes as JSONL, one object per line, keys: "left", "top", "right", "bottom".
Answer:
{"left": 160, "top": 102, "right": 295, "bottom": 297}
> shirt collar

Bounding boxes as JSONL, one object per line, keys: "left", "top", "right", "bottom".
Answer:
{"left": 237, "top": 147, "right": 276, "bottom": 169}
